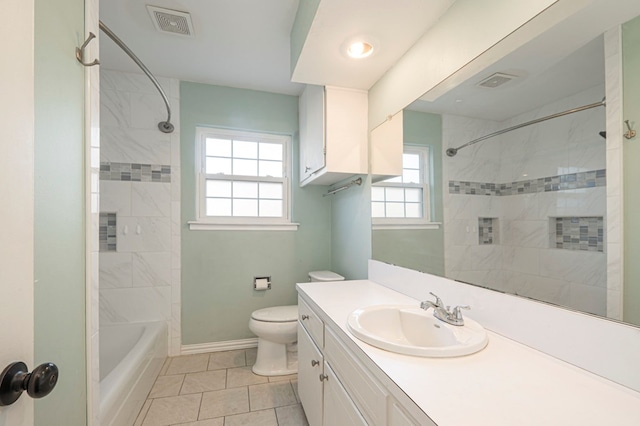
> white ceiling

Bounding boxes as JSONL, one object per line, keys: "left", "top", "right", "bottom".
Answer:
{"left": 100, "top": 0, "right": 302, "bottom": 95}
{"left": 99, "top": 0, "right": 455, "bottom": 95}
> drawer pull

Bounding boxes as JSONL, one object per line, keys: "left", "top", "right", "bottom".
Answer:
{"left": 311, "top": 360, "right": 320, "bottom": 367}
{"left": 319, "top": 374, "right": 328, "bottom": 382}
{"left": 301, "top": 315, "right": 309, "bottom": 320}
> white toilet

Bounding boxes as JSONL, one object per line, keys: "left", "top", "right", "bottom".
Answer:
{"left": 249, "top": 270, "right": 344, "bottom": 376}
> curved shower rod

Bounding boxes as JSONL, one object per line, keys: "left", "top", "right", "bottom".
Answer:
{"left": 446, "top": 98, "right": 606, "bottom": 157}
{"left": 99, "top": 21, "right": 174, "bottom": 134}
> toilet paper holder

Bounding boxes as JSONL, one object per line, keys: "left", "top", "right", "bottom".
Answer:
{"left": 254, "top": 276, "right": 272, "bottom": 290}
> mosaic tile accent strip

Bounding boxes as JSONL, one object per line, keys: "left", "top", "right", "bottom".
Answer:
{"left": 448, "top": 169, "right": 605, "bottom": 196}
{"left": 551, "top": 216, "right": 604, "bottom": 252}
{"left": 478, "top": 218, "right": 498, "bottom": 245}
{"left": 100, "top": 162, "right": 171, "bottom": 183}
{"left": 99, "top": 213, "right": 117, "bottom": 252}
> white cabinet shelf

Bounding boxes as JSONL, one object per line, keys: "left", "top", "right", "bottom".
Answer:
{"left": 299, "top": 85, "right": 368, "bottom": 186}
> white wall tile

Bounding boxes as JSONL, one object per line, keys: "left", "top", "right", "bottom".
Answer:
{"left": 116, "top": 217, "right": 172, "bottom": 253}
{"left": 99, "top": 252, "right": 133, "bottom": 289}
{"left": 101, "top": 89, "right": 131, "bottom": 128}
{"left": 132, "top": 183, "right": 171, "bottom": 217}
{"left": 101, "top": 127, "right": 171, "bottom": 165}
{"left": 132, "top": 252, "right": 172, "bottom": 288}
{"left": 100, "top": 181, "right": 132, "bottom": 215}
{"left": 100, "top": 286, "right": 171, "bottom": 324}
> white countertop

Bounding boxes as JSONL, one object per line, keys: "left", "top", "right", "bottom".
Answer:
{"left": 297, "top": 280, "right": 640, "bottom": 426}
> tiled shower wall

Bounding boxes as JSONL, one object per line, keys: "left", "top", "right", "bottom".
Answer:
{"left": 443, "top": 84, "right": 607, "bottom": 316}
{"left": 99, "top": 69, "right": 181, "bottom": 355}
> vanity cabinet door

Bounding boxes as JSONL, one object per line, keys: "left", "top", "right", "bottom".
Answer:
{"left": 298, "top": 323, "right": 323, "bottom": 426}
{"left": 323, "top": 362, "right": 367, "bottom": 426}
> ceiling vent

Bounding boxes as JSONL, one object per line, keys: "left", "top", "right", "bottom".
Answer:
{"left": 476, "top": 72, "right": 517, "bottom": 89}
{"left": 147, "top": 5, "right": 194, "bottom": 37}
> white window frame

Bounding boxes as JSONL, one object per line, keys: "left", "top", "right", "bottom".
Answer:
{"left": 189, "top": 127, "right": 298, "bottom": 231}
{"left": 372, "top": 145, "right": 440, "bottom": 230}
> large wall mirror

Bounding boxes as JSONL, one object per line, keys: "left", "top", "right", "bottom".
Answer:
{"left": 372, "top": 3, "right": 640, "bottom": 327}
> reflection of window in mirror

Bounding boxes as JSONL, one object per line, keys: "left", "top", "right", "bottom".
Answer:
{"left": 371, "top": 145, "right": 435, "bottom": 228}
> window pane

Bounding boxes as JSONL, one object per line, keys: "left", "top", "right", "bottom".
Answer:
{"left": 386, "top": 202, "right": 405, "bottom": 218}
{"left": 405, "top": 203, "right": 422, "bottom": 218}
{"left": 206, "top": 180, "right": 231, "bottom": 198}
{"left": 206, "top": 157, "right": 231, "bottom": 175}
{"left": 259, "top": 200, "right": 282, "bottom": 217}
{"left": 233, "top": 159, "right": 258, "bottom": 176}
{"left": 233, "top": 199, "right": 258, "bottom": 216}
{"left": 371, "top": 187, "right": 385, "bottom": 202}
{"left": 405, "top": 188, "right": 422, "bottom": 202}
{"left": 206, "top": 138, "right": 231, "bottom": 157}
{"left": 403, "top": 169, "right": 421, "bottom": 183}
{"left": 386, "top": 187, "right": 405, "bottom": 202}
{"left": 233, "top": 140, "right": 258, "bottom": 159}
{"left": 259, "top": 143, "right": 283, "bottom": 161}
{"left": 403, "top": 153, "right": 420, "bottom": 169}
{"left": 258, "top": 160, "right": 283, "bottom": 177}
{"left": 259, "top": 182, "right": 283, "bottom": 199}
{"left": 233, "top": 181, "right": 258, "bottom": 198}
{"left": 371, "top": 202, "right": 385, "bottom": 218}
{"left": 206, "top": 198, "right": 231, "bottom": 216}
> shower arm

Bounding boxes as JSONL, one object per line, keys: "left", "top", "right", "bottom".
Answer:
{"left": 446, "top": 98, "right": 606, "bottom": 157}
{"left": 99, "top": 21, "right": 174, "bottom": 134}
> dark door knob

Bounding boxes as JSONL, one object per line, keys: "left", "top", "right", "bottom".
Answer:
{"left": 0, "top": 361, "right": 58, "bottom": 406}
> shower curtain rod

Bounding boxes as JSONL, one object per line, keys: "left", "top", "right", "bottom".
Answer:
{"left": 99, "top": 21, "right": 174, "bottom": 134}
{"left": 445, "top": 98, "right": 606, "bottom": 157}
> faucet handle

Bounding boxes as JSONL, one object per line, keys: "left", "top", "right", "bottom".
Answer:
{"left": 452, "top": 305, "right": 470, "bottom": 320}
{"left": 429, "top": 292, "right": 443, "bottom": 307}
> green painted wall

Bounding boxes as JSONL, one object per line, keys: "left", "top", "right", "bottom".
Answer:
{"left": 34, "top": 0, "right": 87, "bottom": 424}
{"left": 623, "top": 16, "right": 640, "bottom": 326}
{"left": 372, "top": 110, "right": 445, "bottom": 275}
{"left": 180, "top": 82, "right": 332, "bottom": 344}
{"left": 331, "top": 175, "right": 372, "bottom": 280}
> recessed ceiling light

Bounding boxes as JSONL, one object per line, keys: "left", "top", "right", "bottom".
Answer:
{"left": 347, "top": 41, "right": 374, "bottom": 59}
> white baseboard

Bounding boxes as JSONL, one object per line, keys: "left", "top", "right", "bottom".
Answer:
{"left": 181, "top": 338, "right": 259, "bottom": 355}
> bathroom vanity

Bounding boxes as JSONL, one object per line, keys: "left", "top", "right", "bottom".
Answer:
{"left": 296, "top": 280, "right": 640, "bottom": 426}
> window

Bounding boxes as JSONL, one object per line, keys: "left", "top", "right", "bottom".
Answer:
{"left": 191, "top": 127, "right": 296, "bottom": 230}
{"left": 372, "top": 146, "right": 436, "bottom": 229}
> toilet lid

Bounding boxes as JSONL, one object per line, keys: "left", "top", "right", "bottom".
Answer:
{"left": 251, "top": 305, "right": 298, "bottom": 322}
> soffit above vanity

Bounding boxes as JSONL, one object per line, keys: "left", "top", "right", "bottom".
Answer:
{"left": 290, "top": 0, "right": 456, "bottom": 90}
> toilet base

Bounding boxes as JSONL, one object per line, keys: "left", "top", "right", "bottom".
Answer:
{"left": 251, "top": 339, "right": 298, "bottom": 376}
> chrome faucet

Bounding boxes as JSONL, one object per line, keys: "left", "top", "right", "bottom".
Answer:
{"left": 420, "top": 292, "right": 470, "bottom": 326}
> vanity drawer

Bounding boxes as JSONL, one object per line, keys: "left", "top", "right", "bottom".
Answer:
{"left": 325, "top": 327, "right": 388, "bottom": 425}
{"left": 298, "top": 296, "right": 324, "bottom": 348}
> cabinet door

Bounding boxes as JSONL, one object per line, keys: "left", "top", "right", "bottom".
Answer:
{"left": 323, "top": 363, "right": 367, "bottom": 426}
{"left": 298, "top": 324, "right": 324, "bottom": 426}
{"left": 299, "top": 84, "right": 325, "bottom": 182}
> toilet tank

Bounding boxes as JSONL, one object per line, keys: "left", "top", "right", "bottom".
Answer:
{"left": 308, "top": 270, "right": 345, "bottom": 282}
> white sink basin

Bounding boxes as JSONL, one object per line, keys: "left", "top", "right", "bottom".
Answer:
{"left": 347, "top": 304, "right": 488, "bottom": 357}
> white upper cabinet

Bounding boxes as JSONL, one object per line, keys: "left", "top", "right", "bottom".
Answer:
{"left": 370, "top": 110, "right": 403, "bottom": 182}
{"left": 299, "top": 85, "right": 368, "bottom": 186}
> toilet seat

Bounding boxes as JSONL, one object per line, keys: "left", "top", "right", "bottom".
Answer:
{"left": 251, "top": 305, "right": 298, "bottom": 322}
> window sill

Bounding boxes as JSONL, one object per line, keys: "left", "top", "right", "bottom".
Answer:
{"left": 372, "top": 222, "right": 441, "bottom": 231}
{"left": 188, "top": 221, "right": 300, "bottom": 231}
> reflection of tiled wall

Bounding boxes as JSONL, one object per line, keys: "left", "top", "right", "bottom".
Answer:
{"left": 99, "top": 213, "right": 117, "bottom": 252}
{"left": 449, "top": 169, "right": 606, "bottom": 196}
{"left": 100, "top": 162, "right": 171, "bottom": 182}
{"left": 100, "top": 69, "right": 181, "bottom": 356}
{"left": 443, "top": 84, "right": 607, "bottom": 318}
{"left": 552, "top": 217, "right": 604, "bottom": 252}
{"left": 478, "top": 218, "right": 498, "bottom": 245}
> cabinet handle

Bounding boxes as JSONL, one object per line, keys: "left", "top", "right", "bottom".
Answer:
{"left": 311, "top": 360, "right": 319, "bottom": 367}
{"left": 301, "top": 315, "right": 309, "bottom": 320}
{"left": 319, "top": 374, "right": 328, "bottom": 382}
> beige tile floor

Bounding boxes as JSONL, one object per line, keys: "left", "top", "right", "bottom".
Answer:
{"left": 134, "top": 348, "right": 309, "bottom": 426}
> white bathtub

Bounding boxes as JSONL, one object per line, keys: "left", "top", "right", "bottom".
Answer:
{"left": 100, "top": 322, "right": 167, "bottom": 426}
